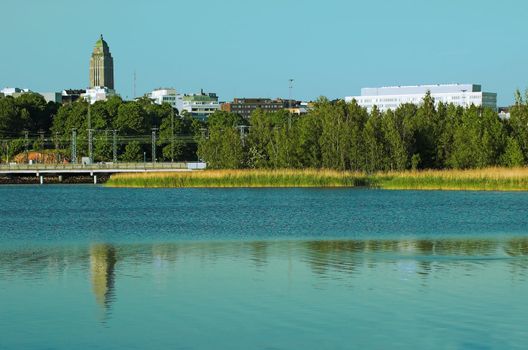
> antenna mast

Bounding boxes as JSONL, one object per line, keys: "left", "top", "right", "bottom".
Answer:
{"left": 133, "top": 70, "right": 137, "bottom": 99}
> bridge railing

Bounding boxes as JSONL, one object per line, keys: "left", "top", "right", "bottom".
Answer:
{"left": 0, "top": 162, "right": 192, "bottom": 171}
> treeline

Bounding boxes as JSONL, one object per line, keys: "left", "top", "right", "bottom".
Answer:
{"left": 0, "top": 93, "right": 199, "bottom": 162}
{"left": 0, "top": 92, "right": 59, "bottom": 135}
{"left": 198, "top": 92, "right": 528, "bottom": 170}
{"left": 3, "top": 91, "right": 528, "bottom": 169}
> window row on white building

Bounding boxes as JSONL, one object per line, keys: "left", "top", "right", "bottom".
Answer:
{"left": 345, "top": 84, "right": 497, "bottom": 113}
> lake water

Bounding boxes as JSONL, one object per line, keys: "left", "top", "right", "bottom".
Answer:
{"left": 1, "top": 186, "right": 528, "bottom": 349}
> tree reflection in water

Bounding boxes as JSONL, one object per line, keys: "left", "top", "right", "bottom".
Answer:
{"left": 1, "top": 237, "right": 527, "bottom": 321}
{"left": 90, "top": 244, "right": 117, "bottom": 319}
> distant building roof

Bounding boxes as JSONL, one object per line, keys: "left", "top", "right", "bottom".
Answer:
{"left": 361, "top": 84, "right": 483, "bottom": 96}
{"left": 62, "top": 89, "right": 85, "bottom": 96}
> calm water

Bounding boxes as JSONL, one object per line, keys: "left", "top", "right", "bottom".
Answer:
{"left": 1, "top": 186, "right": 528, "bottom": 349}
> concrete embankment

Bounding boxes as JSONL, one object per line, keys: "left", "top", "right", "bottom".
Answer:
{"left": 0, "top": 175, "right": 110, "bottom": 185}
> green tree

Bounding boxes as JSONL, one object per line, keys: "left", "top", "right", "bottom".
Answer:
{"left": 509, "top": 89, "right": 528, "bottom": 161}
{"left": 447, "top": 106, "right": 505, "bottom": 169}
{"left": 93, "top": 131, "right": 113, "bottom": 161}
{"left": 0, "top": 96, "right": 26, "bottom": 135}
{"left": 14, "top": 93, "right": 53, "bottom": 132}
{"left": 197, "top": 126, "right": 244, "bottom": 168}
{"left": 382, "top": 110, "right": 407, "bottom": 170}
{"left": 501, "top": 136, "right": 524, "bottom": 167}
{"left": 247, "top": 109, "right": 284, "bottom": 168}
{"left": 412, "top": 92, "right": 437, "bottom": 168}
{"left": 363, "top": 106, "right": 385, "bottom": 172}
{"left": 318, "top": 99, "right": 353, "bottom": 170}
{"left": 346, "top": 100, "right": 368, "bottom": 171}
{"left": 296, "top": 107, "right": 322, "bottom": 168}
{"left": 115, "top": 101, "right": 149, "bottom": 135}
{"left": 159, "top": 116, "right": 184, "bottom": 161}
{"left": 122, "top": 141, "right": 142, "bottom": 162}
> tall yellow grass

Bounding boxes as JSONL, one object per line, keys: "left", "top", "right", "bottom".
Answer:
{"left": 105, "top": 167, "right": 528, "bottom": 191}
{"left": 373, "top": 167, "right": 528, "bottom": 191}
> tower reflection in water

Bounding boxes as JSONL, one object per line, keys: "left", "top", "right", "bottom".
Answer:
{"left": 78, "top": 238, "right": 528, "bottom": 320}
{"left": 90, "top": 244, "right": 117, "bottom": 317}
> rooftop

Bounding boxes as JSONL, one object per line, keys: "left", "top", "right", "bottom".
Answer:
{"left": 360, "top": 84, "right": 483, "bottom": 96}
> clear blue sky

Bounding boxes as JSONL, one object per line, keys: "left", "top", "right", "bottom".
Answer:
{"left": 0, "top": 0, "right": 526, "bottom": 105}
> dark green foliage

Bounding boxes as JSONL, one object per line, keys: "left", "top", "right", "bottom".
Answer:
{"left": 196, "top": 92, "right": 527, "bottom": 171}
{"left": 14, "top": 93, "right": 57, "bottom": 132}
{"left": 509, "top": 91, "right": 528, "bottom": 161}
{"left": 197, "top": 111, "right": 245, "bottom": 168}
{"left": 115, "top": 102, "right": 149, "bottom": 134}
{"left": 501, "top": 137, "right": 524, "bottom": 167}
{"left": 122, "top": 141, "right": 142, "bottom": 162}
{"left": 447, "top": 106, "right": 506, "bottom": 169}
{"left": 2, "top": 89, "right": 528, "bottom": 169}
{"left": 0, "top": 97, "right": 25, "bottom": 135}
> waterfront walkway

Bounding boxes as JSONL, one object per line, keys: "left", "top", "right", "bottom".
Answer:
{"left": 0, "top": 162, "right": 204, "bottom": 184}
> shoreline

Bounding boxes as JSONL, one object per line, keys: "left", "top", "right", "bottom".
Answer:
{"left": 104, "top": 168, "right": 528, "bottom": 191}
{"left": 0, "top": 175, "right": 110, "bottom": 185}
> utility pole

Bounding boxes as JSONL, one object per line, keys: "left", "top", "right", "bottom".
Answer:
{"left": 112, "top": 130, "right": 118, "bottom": 163}
{"left": 237, "top": 125, "right": 249, "bottom": 146}
{"left": 151, "top": 128, "right": 158, "bottom": 163}
{"left": 87, "top": 98, "right": 93, "bottom": 163}
{"left": 37, "top": 130, "right": 45, "bottom": 163}
{"left": 2, "top": 141, "right": 7, "bottom": 164}
{"left": 171, "top": 109, "right": 175, "bottom": 162}
{"left": 288, "top": 78, "right": 294, "bottom": 130}
{"left": 24, "top": 130, "right": 29, "bottom": 163}
{"left": 133, "top": 70, "right": 137, "bottom": 99}
{"left": 288, "top": 79, "right": 294, "bottom": 107}
{"left": 88, "top": 128, "right": 93, "bottom": 163}
{"left": 71, "top": 129, "right": 77, "bottom": 164}
{"left": 55, "top": 131, "right": 60, "bottom": 164}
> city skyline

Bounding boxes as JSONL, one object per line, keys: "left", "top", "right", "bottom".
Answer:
{"left": 1, "top": 0, "right": 526, "bottom": 106}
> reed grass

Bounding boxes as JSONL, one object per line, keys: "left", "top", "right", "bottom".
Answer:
{"left": 105, "top": 167, "right": 528, "bottom": 191}
{"left": 106, "top": 169, "right": 366, "bottom": 188}
{"left": 374, "top": 168, "right": 528, "bottom": 191}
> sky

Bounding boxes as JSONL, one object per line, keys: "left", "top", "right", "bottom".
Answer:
{"left": 0, "top": 0, "right": 526, "bottom": 106}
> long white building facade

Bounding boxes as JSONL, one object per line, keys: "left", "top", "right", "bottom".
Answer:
{"left": 147, "top": 88, "right": 221, "bottom": 120}
{"left": 345, "top": 84, "right": 497, "bottom": 113}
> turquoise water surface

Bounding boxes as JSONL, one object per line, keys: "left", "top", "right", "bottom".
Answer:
{"left": 1, "top": 186, "right": 528, "bottom": 349}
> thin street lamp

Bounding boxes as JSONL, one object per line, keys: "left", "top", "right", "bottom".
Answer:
{"left": 288, "top": 79, "right": 294, "bottom": 130}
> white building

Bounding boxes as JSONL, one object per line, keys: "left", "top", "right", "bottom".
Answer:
{"left": 180, "top": 91, "right": 220, "bottom": 120}
{"left": 147, "top": 88, "right": 183, "bottom": 110}
{"left": 1, "top": 87, "right": 31, "bottom": 96}
{"left": 82, "top": 86, "right": 116, "bottom": 104}
{"left": 147, "top": 88, "right": 220, "bottom": 120}
{"left": 345, "top": 84, "right": 497, "bottom": 113}
{"left": 39, "top": 92, "right": 62, "bottom": 104}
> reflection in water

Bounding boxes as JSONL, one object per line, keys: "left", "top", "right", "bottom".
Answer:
{"left": 90, "top": 244, "right": 117, "bottom": 315}
{"left": 505, "top": 238, "right": 528, "bottom": 256}
{"left": 1, "top": 237, "right": 528, "bottom": 308}
{"left": 1, "top": 238, "right": 528, "bottom": 279}
{"left": 248, "top": 241, "right": 268, "bottom": 270}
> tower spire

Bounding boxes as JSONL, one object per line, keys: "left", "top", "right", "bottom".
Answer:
{"left": 89, "top": 35, "right": 114, "bottom": 89}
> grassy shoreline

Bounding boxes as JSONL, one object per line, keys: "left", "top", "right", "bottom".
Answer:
{"left": 105, "top": 168, "right": 528, "bottom": 191}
